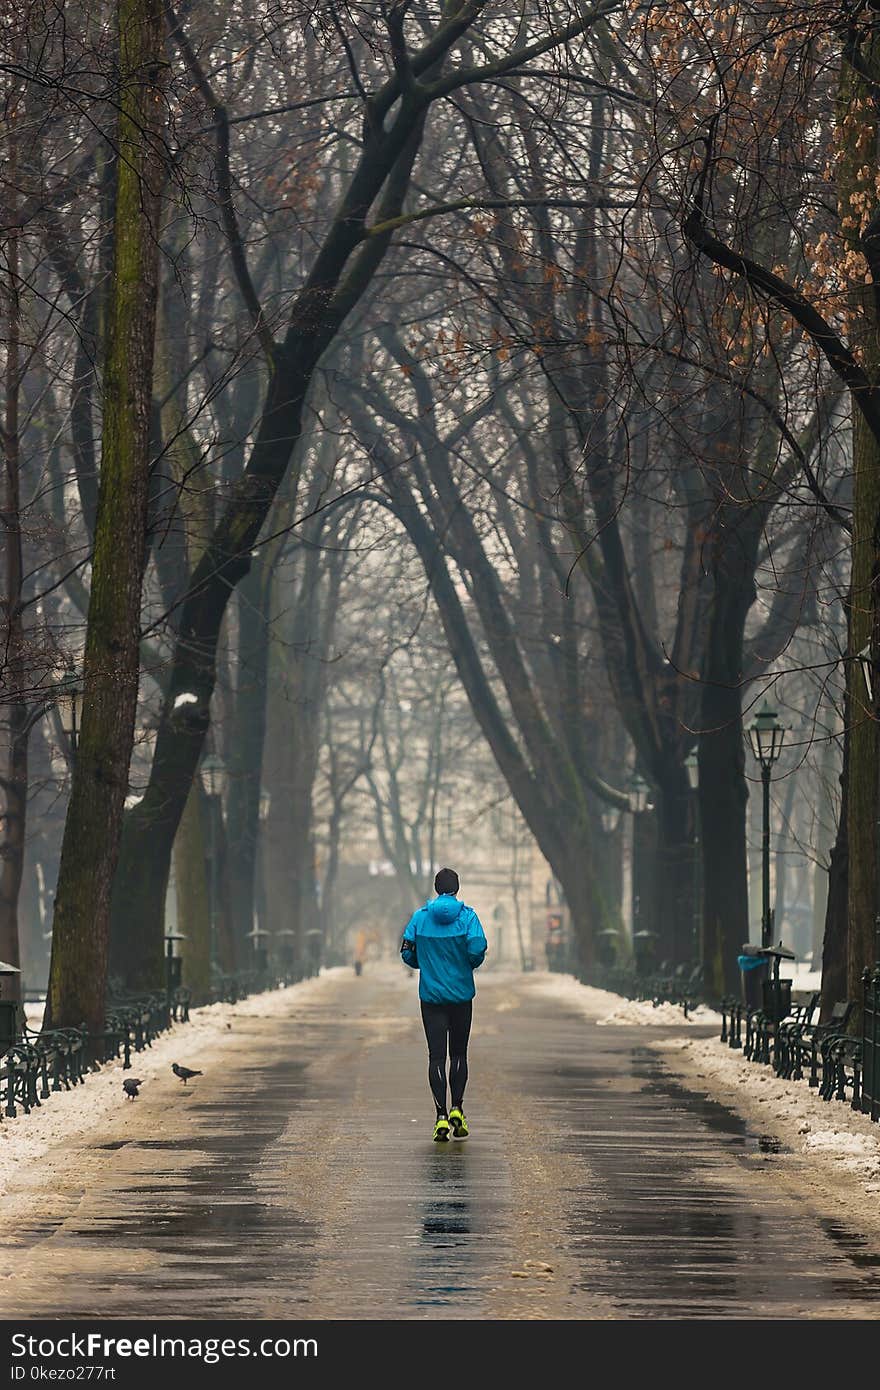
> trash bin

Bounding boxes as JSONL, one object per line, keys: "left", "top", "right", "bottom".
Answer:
{"left": 596, "top": 929, "right": 619, "bottom": 968}
{"left": 633, "top": 930, "right": 658, "bottom": 975}
{"left": 738, "top": 945, "right": 770, "bottom": 1009}
{"left": 761, "top": 975, "right": 792, "bottom": 1023}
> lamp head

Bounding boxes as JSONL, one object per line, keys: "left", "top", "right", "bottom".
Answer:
{"left": 748, "top": 701, "right": 786, "bottom": 770}
{"left": 685, "top": 751, "right": 699, "bottom": 791}
{"left": 629, "top": 773, "right": 652, "bottom": 814}
{"left": 200, "top": 753, "right": 226, "bottom": 797}
{"left": 857, "top": 642, "right": 874, "bottom": 708}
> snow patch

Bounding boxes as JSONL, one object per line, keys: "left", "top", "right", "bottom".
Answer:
{"left": 0, "top": 968, "right": 349, "bottom": 1200}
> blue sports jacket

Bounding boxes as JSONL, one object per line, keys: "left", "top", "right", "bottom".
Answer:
{"left": 400, "top": 894, "right": 487, "bottom": 1004}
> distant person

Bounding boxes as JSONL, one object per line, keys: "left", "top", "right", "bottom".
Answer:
{"left": 400, "top": 867, "right": 488, "bottom": 1142}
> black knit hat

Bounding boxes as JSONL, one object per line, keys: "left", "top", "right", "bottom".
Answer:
{"left": 434, "top": 867, "right": 459, "bottom": 896}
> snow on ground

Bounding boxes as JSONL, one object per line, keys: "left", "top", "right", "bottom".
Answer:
{"left": 780, "top": 962, "right": 822, "bottom": 992}
{"left": 0, "top": 968, "right": 349, "bottom": 1199}
{"left": 651, "top": 1028, "right": 880, "bottom": 1199}
{"left": 526, "top": 970, "right": 723, "bottom": 1027}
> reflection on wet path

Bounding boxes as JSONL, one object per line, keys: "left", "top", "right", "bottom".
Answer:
{"left": 414, "top": 1144, "right": 477, "bottom": 1306}
{"left": 517, "top": 1015, "right": 880, "bottom": 1318}
{"left": 8, "top": 1056, "right": 321, "bottom": 1317}
{"left": 4, "top": 971, "right": 880, "bottom": 1319}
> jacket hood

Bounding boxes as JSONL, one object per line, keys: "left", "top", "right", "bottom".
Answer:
{"left": 426, "top": 894, "right": 464, "bottom": 925}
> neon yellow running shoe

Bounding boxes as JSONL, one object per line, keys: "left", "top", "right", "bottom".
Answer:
{"left": 433, "top": 1115, "right": 451, "bottom": 1142}
{"left": 449, "top": 1107, "right": 469, "bottom": 1139}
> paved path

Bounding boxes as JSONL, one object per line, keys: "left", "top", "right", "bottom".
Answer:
{"left": 4, "top": 967, "right": 880, "bottom": 1319}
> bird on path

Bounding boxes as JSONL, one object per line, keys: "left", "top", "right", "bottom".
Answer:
{"left": 172, "top": 1062, "right": 202, "bottom": 1084}
{"left": 122, "top": 1078, "right": 143, "bottom": 1100}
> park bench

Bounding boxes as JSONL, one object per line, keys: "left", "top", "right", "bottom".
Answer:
{"left": 786, "top": 999, "right": 856, "bottom": 1088}
{"left": 637, "top": 960, "right": 703, "bottom": 1014}
{"left": 720, "top": 994, "right": 743, "bottom": 1047}
{"left": 821, "top": 1032, "right": 863, "bottom": 1108}
{"left": 721, "top": 988, "right": 815, "bottom": 1059}
{"left": 677, "top": 963, "right": 705, "bottom": 1017}
{"left": 100, "top": 992, "right": 169, "bottom": 1068}
{"left": 1, "top": 1023, "right": 89, "bottom": 1119}
{"left": 770, "top": 990, "right": 821, "bottom": 1075}
{"left": 633, "top": 959, "right": 671, "bottom": 1004}
{"left": 212, "top": 973, "right": 238, "bottom": 1005}
{"left": 2, "top": 1042, "right": 39, "bottom": 1118}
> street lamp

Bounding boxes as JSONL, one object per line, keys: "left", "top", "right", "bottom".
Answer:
{"left": 685, "top": 751, "right": 699, "bottom": 792}
{"left": 200, "top": 753, "right": 226, "bottom": 799}
{"left": 629, "top": 772, "right": 653, "bottom": 815}
{"left": 747, "top": 701, "right": 786, "bottom": 949}
{"left": 0, "top": 961, "right": 21, "bottom": 1057}
{"left": 858, "top": 641, "right": 874, "bottom": 708}
{"left": 164, "top": 929, "right": 185, "bottom": 1011}
{"left": 628, "top": 773, "right": 656, "bottom": 971}
{"left": 247, "top": 925, "right": 271, "bottom": 984}
{"left": 601, "top": 804, "right": 623, "bottom": 834}
{"left": 199, "top": 752, "right": 227, "bottom": 970}
{"left": 57, "top": 683, "right": 84, "bottom": 762}
{"left": 686, "top": 752, "right": 701, "bottom": 961}
{"left": 275, "top": 927, "right": 296, "bottom": 983}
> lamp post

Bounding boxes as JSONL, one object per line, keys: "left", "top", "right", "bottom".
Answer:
{"left": 686, "top": 751, "right": 701, "bottom": 962}
{"left": 0, "top": 961, "right": 21, "bottom": 1056}
{"left": 199, "top": 752, "right": 227, "bottom": 973}
{"left": 57, "top": 682, "right": 84, "bottom": 764}
{"left": 163, "top": 929, "right": 185, "bottom": 1012}
{"left": 747, "top": 701, "right": 786, "bottom": 949}
{"left": 275, "top": 926, "right": 296, "bottom": 984}
{"left": 600, "top": 804, "right": 624, "bottom": 972}
{"left": 628, "top": 773, "right": 656, "bottom": 972}
{"left": 630, "top": 773, "right": 651, "bottom": 816}
{"left": 247, "top": 925, "right": 271, "bottom": 986}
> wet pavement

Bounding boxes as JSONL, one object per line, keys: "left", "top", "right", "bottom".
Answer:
{"left": 3, "top": 967, "right": 880, "bottom": 1319}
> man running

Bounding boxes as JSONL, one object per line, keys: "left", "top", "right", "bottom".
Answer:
{"left": 400, "top": 867, "right": 488, "bottom": 1142}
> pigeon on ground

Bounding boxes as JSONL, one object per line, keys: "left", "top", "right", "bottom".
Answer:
{"left": 172, "top": 1063, "right": 202, "bottom": 1084}
{"left": 123, "top": 1078, "right": 143, "bottom": 1100}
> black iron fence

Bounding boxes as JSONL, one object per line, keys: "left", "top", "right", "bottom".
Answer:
{"left": 586, "top": 959, "right": 705, "bottom": 1018}
{"left": 0, "top": 962, "right": 302, "bottom": 1123}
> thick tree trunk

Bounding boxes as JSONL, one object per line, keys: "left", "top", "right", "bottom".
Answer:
{"left": 210, "top": 795, "right": 237, "bottom": 975}
{"left": 45, "top": 0, "right": 165, "bottom": 1031}
{"left": 0, "top": 715, "right": 27, "bottom": 1014}
{"left": 812, "top": 720, "right": 839, "bottom": 969}
{"left": 174, "top": 783, "right": 211, "bottom": 1004}
{"left": 224, "top": 563, "right": 271, "bottom": 954}
{"left": 821, "top": 710, "right": 849, "bottom": 1021}
{"left": 654, "top": 766, "right": 694, "bottom": 967}
{"left": 0, "top": 158, "right": 25, "bottom": 1013}
{"left": 110, "top": 100, "right": 430, "bottom": 989}
{"left": 848, "top": 408, "right": 880, "bottom": 1007}
{"left": 839, "top": 38, "right": 880, "bottom": 1013}
{"left": 632, "top": 807, "right": 659, "bottom": 961}
{"left": 775, "top": 774, "right": 797, "bottom": 945}
{"left": 697, "top": 534, "right": 758, "bottom": 997}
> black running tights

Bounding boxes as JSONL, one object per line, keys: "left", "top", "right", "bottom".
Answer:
{"left": 420, "top": 1000, "right": 472, "bottom": 1116}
